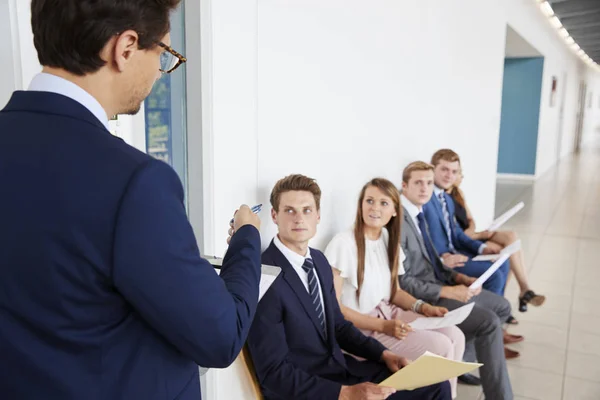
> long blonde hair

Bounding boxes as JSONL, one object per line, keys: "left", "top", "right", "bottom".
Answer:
{"left": 353, "top": 178, "right": 403, "bottom": 301}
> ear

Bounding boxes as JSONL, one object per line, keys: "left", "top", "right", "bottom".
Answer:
{"left": 401, "top": 181, "right": 408, "bottom": 191}
{"left": 112, "top": 30, "right": 140, "bottom": 72}
{"left": 316, "top": 209, "right": 321, "bottom": 225}
{"left": 271, "top": 208, "right": 278, "bottom": 225}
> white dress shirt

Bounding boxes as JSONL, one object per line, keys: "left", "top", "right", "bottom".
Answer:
{"left": 28, "top": 73, "right": 109, "bottom": 130}
{"left": 401, "top": 194, "right": 423, "bottom": 235}
{"left": 273, "top": 235, "right": 326, "bottom": 325}
{"left": 433, "top": 186, "right": 486, "bottom": 254}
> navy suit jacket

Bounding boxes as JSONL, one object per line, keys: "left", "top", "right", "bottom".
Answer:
{"left": 247, "top": 241, "right": 388, "bottom": 400}
{"left": 0, "top": 91, "right": 262, "bottom": 399}
{"left": 423, "top": 191, "right": 483, "bottom": 256}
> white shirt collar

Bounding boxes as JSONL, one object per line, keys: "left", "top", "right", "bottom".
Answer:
{"left": 273, "top": 234, "right": 312, "bottom": 270}
{"left": 433, "top": 186, "right": 444, "bottom": 197}
{"left": 28, "top": 73, "right": 109, "bottom": 130}
{"left": 400, "top": 194, "right": 422, "bottom": 219}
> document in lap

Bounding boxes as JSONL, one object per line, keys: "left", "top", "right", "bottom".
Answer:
{"left": 409, "top": 303, "right": 475, "bottom": 330}
{"left": 471, "top": 239, "right": 521, "bottom": 262}
{"left": 468, "top": 253, "right": 511, "bottom": 290}
{"left": 486, "top": 202, "right": 525, "bottom": 231}
{"left": 205, "top": 256, "right": 281, "bottom": 301}
{"left": 379, "top": 351, "right": 482, "bottom": 391}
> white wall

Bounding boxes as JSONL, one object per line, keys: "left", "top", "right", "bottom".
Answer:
{"left": 13, "top": 0, "right": 40, "bottom": 89}
{"left": 1, "top": 0, "right": 41, "bottom": 102}
{"left": 256, "top": 0, "right": 508, "bottom": 245}
{"left": 582, "top": 71, "right": 600, "bottom": 145}
{"left": 0, "top": 0, "right": 18, "bottom": 106}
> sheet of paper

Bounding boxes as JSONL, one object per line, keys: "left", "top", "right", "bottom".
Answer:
{"left": 379, "top": 351, "right": 482, "bottom": 391}
{"left": 472, "top": 239, "right": 521, "bottom": 262}
{"left": 408, "top": 303, "right": 475, "bottom": 330}
{"left": 487, "top": 202, "right": 525, "bottom": 231}
{"left": 206, "top": 256, "right": 281, "bottom": 301}
{"left": 500, "top": 239, "right": 521, "bottom": 255}
{"left": 259, "top": 275, "right": 277, "bottom": 300}
{"left": 471, "top": 254, "right": 500, "bottom": 262}
{"left": 469, "top": 253, "right": 511, "bottom": 290}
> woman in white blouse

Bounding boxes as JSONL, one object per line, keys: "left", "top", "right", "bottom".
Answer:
{"left": 325, "top": 178, "right": 465, "bottom": 398}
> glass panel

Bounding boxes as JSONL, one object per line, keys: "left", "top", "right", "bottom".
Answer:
{"left": 144, "top": 5, "right": 188, "bottom": 197}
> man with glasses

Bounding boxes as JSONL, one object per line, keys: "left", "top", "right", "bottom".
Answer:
{"left": 0, "top": 1, "right": 262, "bottom": 399}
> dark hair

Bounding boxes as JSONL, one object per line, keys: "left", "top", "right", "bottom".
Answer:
{"left": 31, "top": 0, "right": 181, "bottom": 76}
{"left": 449, "top": 186, "right": 466, "bottom": 210}
{"left": 354, "top": 178, "right": 402, "bottom": 301}
{"left": 270, "top": 174, "right": 322, "bottom": 211}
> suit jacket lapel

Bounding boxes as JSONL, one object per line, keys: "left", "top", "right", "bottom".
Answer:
{"left": 268, "top": 243, "right": 328, "bottom": 343}
{"left": 431, "top": 194, "right": 450, "bottom": 235}
{"left": 404, "top": 213, "right": 432, "bottom": 264}
{"left": 443, "top": 192, "right": 458, "bottom": 231}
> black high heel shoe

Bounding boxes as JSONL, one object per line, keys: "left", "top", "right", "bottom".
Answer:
{"left": 519, "top": 290, "right": 546, "bottom": 312}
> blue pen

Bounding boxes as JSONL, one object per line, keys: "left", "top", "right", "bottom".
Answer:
{"left": 230, "top": 204, "right": 262, "bottom": 224}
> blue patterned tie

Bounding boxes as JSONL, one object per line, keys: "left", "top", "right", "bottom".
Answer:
{"left": 417, "top": 212, "right": 444, "bottom": 281}
{"left": 438, "top": 192, "right": 456, "bottom": 252}
{"left": 302, "top": 258, "right": 327, "bottom": 339}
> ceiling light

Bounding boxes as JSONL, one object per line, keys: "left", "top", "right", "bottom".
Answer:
{"left": 565, "top": 36, "right": 575, "bottom": 45}
{"left": 550, "top": 16, "right": 563, "bottom": 29}
{"left": 540, "top": 1, "right": 555, "bottom": 17}
{"left": 558, "top": 28, "right": 569, "bottom": 38}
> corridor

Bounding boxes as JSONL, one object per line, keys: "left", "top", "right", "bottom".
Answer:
{"left": 458, "top": 135, "right": 600, "bottom": 399}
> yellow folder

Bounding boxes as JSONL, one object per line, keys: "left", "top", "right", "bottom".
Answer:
{"left": 379, "top": 351, "right": 482, "bottom": 391}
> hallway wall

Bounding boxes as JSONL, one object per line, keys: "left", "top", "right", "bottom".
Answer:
{"left": 0, "top": 0, "right": 18, "bottom": 107}
{"left": 582, "top": 71, "right": 600, "bottom": 146}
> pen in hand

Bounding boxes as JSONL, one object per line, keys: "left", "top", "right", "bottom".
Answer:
{"left": 230, "top": 204, "right": 262, "bottom": 225}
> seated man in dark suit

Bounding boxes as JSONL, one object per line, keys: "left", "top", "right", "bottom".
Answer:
{"left": 423, "top": 149, "right": 510, "bottom": 297}
{"left": 245, "top": 174, "right": 451, "bottom": 400}
{"left": 399, "top": 161, "right": 517, "bottom": 400}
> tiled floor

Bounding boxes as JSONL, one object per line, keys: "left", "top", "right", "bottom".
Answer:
{"left": 456, "top": 137, "right": 600, "bottom": 400}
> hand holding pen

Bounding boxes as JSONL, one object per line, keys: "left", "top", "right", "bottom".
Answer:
{"left": 227, "top": 204, "right": 262, "bottom": 244}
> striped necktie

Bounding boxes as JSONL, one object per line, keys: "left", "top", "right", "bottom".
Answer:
{"left": 302, "top": 258, "right": 327, "bottom": 339}
{"left": 438, "top": 192, "right": 456, "bottom": 252}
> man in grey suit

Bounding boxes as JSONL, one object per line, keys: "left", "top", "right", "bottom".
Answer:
{"left": 399, "top": 161, "right": 514, "bottom": 400}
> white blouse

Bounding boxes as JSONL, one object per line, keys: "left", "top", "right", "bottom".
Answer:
{"left": 324, "top": 228, "right": 406, "bottom": 314}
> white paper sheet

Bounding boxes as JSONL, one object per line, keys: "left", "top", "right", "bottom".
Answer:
{"left": 472, "top": 239, "right": 521, "bottom": 262}
{"left": 469, "top": 253, "right": 511, "bottom": 290}
{"left": 487, "top": 202, "right": 525, "bottom": 231}
{"left": 205, "top": 256, "right": 281, "bottom": 301}
{"left": 259, "top": 275, "right": 277, "bottom": 300}
{"left": 409, "top": 303, "right": 475, "bottom": 330}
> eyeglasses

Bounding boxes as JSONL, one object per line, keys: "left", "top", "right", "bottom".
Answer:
{"left": 158, "top": 42, "right": 187, "bottom": 74}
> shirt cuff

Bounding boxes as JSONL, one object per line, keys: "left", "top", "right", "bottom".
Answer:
{"left": 478, "top": 243, "right": 487, "bottom": 254}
